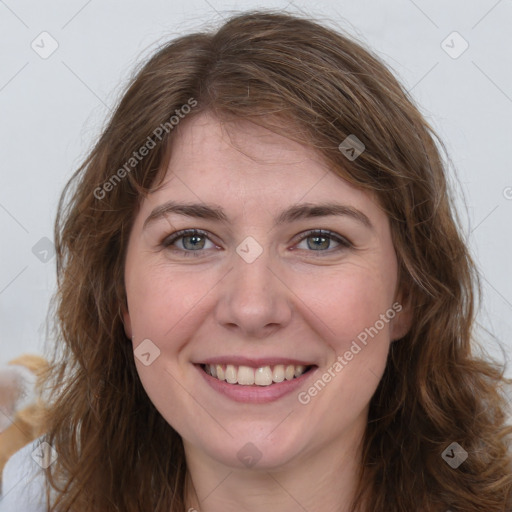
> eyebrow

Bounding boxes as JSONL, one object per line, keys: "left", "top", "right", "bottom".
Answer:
{"left": 143, "top": 200, "right": 373, "bottom": 230}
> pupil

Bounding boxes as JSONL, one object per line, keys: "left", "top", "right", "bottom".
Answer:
{"left": 308, "top": 236, "right": 329, "bottom": 250}
{"left": 184, "top": 235, "right": 204, "bottom": 250}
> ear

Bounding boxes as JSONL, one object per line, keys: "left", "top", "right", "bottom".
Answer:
{"left": 121, "top": 304, "right": 133, "bottom": 340}
{"left": 390, "top": 287, "right": 413, "bottom": 342}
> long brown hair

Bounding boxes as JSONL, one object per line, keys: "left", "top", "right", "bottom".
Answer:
{"left": 41, "top": 10, "right": 512, "bottom": 511}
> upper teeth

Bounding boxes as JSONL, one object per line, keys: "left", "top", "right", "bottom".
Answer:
{"left": 204, "top": 364, "right": 308, "bottom": 386}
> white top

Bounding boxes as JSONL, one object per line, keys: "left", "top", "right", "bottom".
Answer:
{"left": 0, "top": 438, "right": 47, "bottom": 512}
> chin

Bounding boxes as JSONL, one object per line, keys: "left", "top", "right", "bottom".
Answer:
{"left": 195, "top": 428, "right": 309, "bottom": 472}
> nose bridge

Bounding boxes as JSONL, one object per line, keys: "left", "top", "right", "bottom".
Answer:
{"left": 214, "top": 237, "right": 292, "bottom": 336}
{"left": 232, "top": 238, "right": 277, "bottom": 302}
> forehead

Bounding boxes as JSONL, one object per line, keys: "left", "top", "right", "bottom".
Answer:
{"left": 153, "top": 113, "right": 371, "bottom": 199}
{"left": 137, "top": 111, "right": 389, "bottom": 234}
{"left": 166, "top": 111, "right": 327, "bottom": 180}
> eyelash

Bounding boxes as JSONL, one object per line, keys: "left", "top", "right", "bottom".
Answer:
{"left": 161, "top": 229, "right": 352, "bottom": 257}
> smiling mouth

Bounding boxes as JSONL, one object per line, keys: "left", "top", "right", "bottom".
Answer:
{"left": 200, "top": 363, "right": 315, "bottom": 386}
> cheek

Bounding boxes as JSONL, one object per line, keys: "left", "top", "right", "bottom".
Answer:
{"left": 297, "top": 265, "right": 397, "bottom": 352}
{"left": 294, "top": 269, "right": 397, "bottom": 416}
{"left": 126, "top": 262, "right": 206, "bottom": 338}
{"left": 133, "top": 358, "right": 198, "bottom": 439}
{"left": 127, "top": 266, "right": 200, "bottom": 425}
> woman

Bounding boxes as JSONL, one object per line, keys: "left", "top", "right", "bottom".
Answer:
{"left": 2, "top": 9, "right": 511, "bottom": 512}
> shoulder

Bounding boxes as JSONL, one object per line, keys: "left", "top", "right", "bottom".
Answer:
{"left": 0, "top": 436, "right": 48, "bottom": 512}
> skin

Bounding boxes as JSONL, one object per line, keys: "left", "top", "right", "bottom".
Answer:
{"left": 122, "top": 112, "right": 411, "bottom": 512}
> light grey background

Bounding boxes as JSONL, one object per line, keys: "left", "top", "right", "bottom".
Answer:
{"left": 1, "top": 0, "right": 511, "bottom": 375}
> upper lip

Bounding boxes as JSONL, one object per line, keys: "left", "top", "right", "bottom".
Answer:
{"left": 196, "top": 356, "right": 316, "bottom": 368}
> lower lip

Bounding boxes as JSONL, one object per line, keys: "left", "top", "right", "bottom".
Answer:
{"left": 195, "top": 364, "right": 317, "bottom": 403}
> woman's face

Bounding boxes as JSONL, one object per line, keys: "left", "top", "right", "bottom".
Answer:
{"left": 123, "top": 112, "right": 410, "bottom": 471}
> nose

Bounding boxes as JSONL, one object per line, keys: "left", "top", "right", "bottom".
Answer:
{"left": 214, "top": 246, "right": 293, "bottom": 339}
